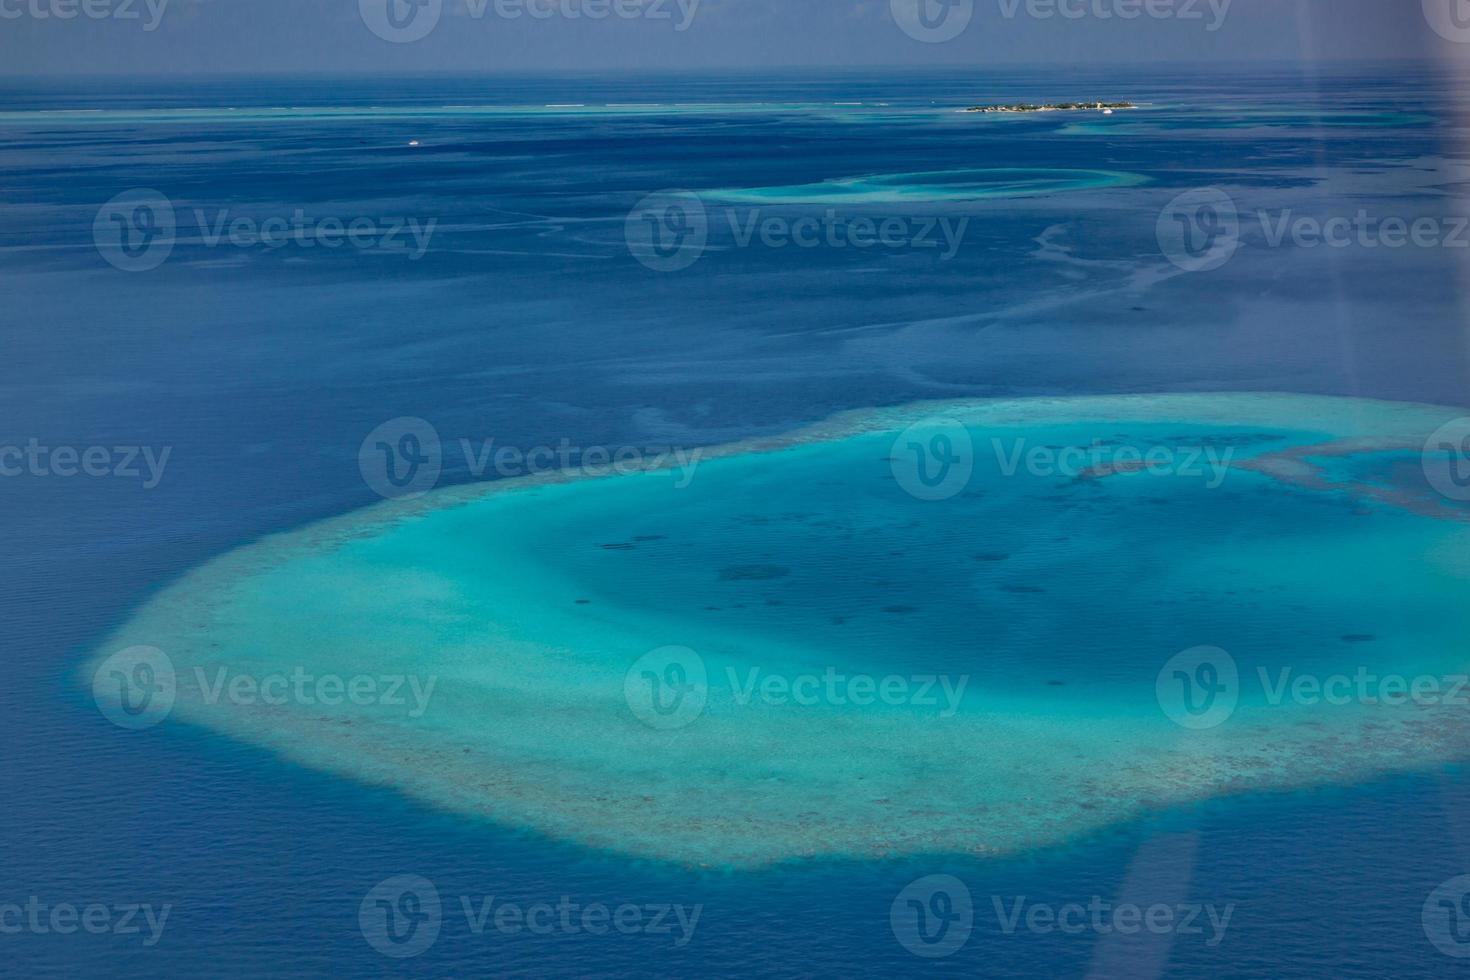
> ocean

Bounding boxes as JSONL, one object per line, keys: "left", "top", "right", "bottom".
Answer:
{"left": 3, "top": 65, "right": 1470, "bottom": 978}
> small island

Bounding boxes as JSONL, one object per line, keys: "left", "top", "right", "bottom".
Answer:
{"left": 964, "top": 101, "right": 1137, "bottom": 113}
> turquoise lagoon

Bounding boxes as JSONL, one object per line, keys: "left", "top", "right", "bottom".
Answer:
{"left": 710, "top": 167, "right": 1147, "bottom": 205}
{"left": 89, "top": 394, "right": 1470, "bottom": 868}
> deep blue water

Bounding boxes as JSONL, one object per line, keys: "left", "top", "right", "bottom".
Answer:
{"left": 4, "top": 66, "right": 1470, "bottom": 977}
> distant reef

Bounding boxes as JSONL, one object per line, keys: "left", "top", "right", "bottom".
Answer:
{"left": 964, "top": 101, "right": 1137, "bottom": 113}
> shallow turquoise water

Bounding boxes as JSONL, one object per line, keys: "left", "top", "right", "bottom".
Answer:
{"left": 90, "top": 394, "right": 1470, "bottom": 868}
{"left": 711, "top": 167, "right": 1147, "bottom": 204}
{"left": 1057, "top": 107, "right": 1434, "bottom": 136}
